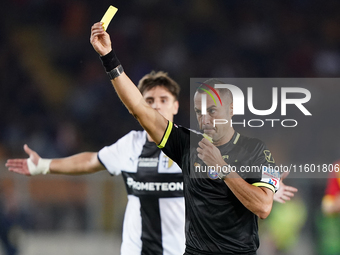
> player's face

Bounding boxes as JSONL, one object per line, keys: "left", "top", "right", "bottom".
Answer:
{"left": 143, "top": 86, "right": 179, "bottom": 122}
{"left": 194, "top": 91, "right": 234, "bottom": 146}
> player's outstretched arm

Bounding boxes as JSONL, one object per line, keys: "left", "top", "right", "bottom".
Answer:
{"left": 90, "top": 22, "right": 168, "bottom": 144}
{"left": 273, "top": 172, "right": 298, "bottom": 203}
{"left": 5, "top": 144, "right": 104, "bottom": 176}
{"left": 273, "top": 181, "right": 298, "bottom": 203}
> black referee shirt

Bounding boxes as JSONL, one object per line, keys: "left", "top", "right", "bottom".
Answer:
{"left": 158, "top": 121, "right": 279, "bottom": 255}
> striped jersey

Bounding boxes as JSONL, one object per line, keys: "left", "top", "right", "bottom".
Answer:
{"left": 98, "top": 130, "right": 185, "bottom": 255}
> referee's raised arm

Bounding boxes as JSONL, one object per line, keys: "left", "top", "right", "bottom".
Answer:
{"left": 90, "top": 22, "right": 168, "bottom": 145}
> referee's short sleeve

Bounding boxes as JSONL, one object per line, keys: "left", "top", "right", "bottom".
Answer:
{"left": 247, "top": 140, "right": 280, "bottom": 193}
{"left": 158, "top": 121, "right": 173, "bottom": 149}
{"left": 157, "top": 121, "right": 190, "bottom": 167}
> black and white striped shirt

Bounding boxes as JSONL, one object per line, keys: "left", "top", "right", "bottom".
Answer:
{"left": 98, "top": 130, "right": 185, "bottom": 255}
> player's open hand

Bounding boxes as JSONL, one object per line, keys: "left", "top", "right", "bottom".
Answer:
{"left": 5, "top": 144, "right": 40, "bottom": 176}
{"left": 90, "top": 22, "right": 112, "bottom": 56}
{"left": 197, "top": 138, "right": 226, "bottom": 168}
{"left": 273, "top": 172, "right": 298, "bottom": 203}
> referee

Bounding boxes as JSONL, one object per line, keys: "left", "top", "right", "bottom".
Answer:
{"left": 90, "top": 22, "right": 280, "bottom": 254}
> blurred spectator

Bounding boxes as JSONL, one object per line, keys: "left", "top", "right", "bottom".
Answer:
{"left": 318, "top": 160, "right": 340, "bottom": 255}
{"left": 2, "top": 0, "right": 340, "bottom": 157}
{"left": 321, "top": 160, "right": 340, "bottom": 216}
{"left": 0, "top": 185, "right": 22, "bottom": 255}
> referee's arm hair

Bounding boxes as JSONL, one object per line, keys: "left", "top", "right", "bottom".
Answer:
{"left": 224, "top": 174, "right": 274, "bottom": 219}
{"left": 90, "top": 22, "right": 168, "bottom": 145}
{"left": 197, "top": 138, "right": 274, "bottom": 219}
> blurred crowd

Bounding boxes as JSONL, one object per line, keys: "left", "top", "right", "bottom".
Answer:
{"left": 1, "top": 0, "right": 340, "bottom": 159}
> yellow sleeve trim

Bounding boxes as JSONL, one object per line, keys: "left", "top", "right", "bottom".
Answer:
{"left": 252, "top": 182, "right": 275, "bottom": 193}
{"left": 157, "top": 121, "right": 173, "bottom": 149}
{"left": 233, "top": 132, "right": 240, "bottom": 144}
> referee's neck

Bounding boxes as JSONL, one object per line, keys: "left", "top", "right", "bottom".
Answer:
{"left": 213, "top": 129, "right": 235, "bottom": 147}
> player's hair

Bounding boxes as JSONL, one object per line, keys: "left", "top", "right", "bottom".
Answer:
{"left": 138, "top": 71, "right": 180, "bottom": 100}
{"left": 196, "top": 78, "right": 233, "bottom": 104}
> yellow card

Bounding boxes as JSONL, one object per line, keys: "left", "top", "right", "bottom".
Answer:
{"left": 101, "top": 5, "right": 118, "bottom": 31}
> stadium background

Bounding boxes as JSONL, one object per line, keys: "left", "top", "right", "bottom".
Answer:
{"left": 1, "top": 0, "right": 340, "bottom": 254}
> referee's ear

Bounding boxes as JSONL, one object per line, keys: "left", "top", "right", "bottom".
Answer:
{"left": 173, "top": 100, "right": 179, "bottom": 115}
{"left": 229, "top": 102, "right": 234, "bottom": 117}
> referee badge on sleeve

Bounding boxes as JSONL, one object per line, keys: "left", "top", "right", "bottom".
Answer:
{"left": 261, "top": 166, "right": 280, "bottom": 190}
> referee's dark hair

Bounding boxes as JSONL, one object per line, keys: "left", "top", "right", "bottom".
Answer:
{"left": 138, "top": 71, "right": 180, "bottom": 100}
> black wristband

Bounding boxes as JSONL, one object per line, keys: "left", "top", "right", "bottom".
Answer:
{"left": 100, "top": 50, "right": 121, "bottom": 72}
{"left": 107, "top": 65, "right": 124, "bottom": 80}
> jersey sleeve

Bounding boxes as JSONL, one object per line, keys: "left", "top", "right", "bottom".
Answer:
{"left": 157, "top": 121, "right": 190, "bottom": 167}
{"left": 247, "top": 140, "right": 280, "bottom": 193}
{"left": 98, "top": 130, "right": 146, "bottom": 175}
{"left": 322, "top": 163, "right": 340, "bottom": 205}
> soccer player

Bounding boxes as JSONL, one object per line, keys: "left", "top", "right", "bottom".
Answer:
{"left": 5, "top": 71, "right": 186, "bottom": 255}
{"left": 322, "top": 160, "right": 340, "bottom": 215}
{"left": 89, "top": 22, "right": 282, "bottom": 254}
